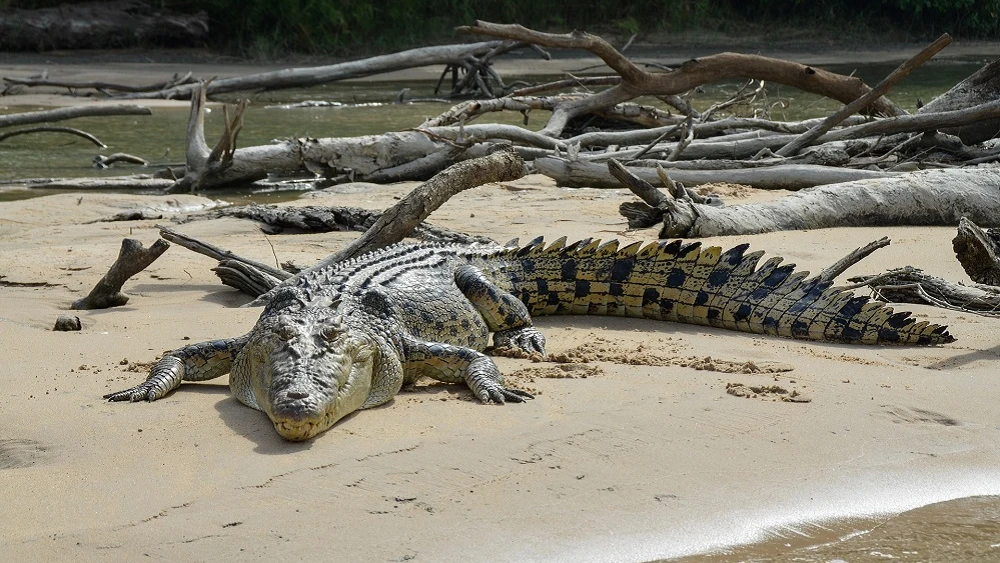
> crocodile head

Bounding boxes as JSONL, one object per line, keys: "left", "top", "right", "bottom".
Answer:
{"left": 244, "top": 305, "right": 376, "bottom": 441}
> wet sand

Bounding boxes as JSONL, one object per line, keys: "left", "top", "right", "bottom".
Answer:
{"left": 2, "top": 51, "right": 1000, "bottom": 561}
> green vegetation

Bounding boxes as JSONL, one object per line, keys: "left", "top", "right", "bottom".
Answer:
{"left": 1, "top": 0, "right": 998, "bottom": 56}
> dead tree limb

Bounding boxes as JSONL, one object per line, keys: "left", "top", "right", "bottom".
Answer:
{"left": 71, "top": 238, "right": 170, "bottom": 310}
{"left": 819, "top": 237, "right": 892, "bottom": 283}
{"left": 125, "top": 41, "right": 523, "bottom": 100}
{"left": 776, "top": 33, "right": 951, "bottom": 157}
{"left": 180, "top": 203, "right": 494, "bottom": 244}
{"left": 157, "top": 225, "right": 291, "bottom": 281}
{"left": 3, "top": 72, "right": 196, "bottom": 95}
{"left": 0, "top": 104, "right": 151, "bottom": 128}
{"left": 460, "top": 21, "right": 904, "bottom": 137}
{"left": 849, "top": 267, "right": 1000, "bottom": 316}
{"left": 0, "top": 126, "right": 105, "bottom": 147}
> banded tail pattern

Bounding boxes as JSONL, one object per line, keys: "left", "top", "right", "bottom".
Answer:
{"left": 493, "top": 238, "right": 953, "bottom": 345}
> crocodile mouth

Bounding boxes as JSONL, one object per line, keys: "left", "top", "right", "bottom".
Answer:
{"left": 273, "top": 418, "right": 326, "bottom": 441}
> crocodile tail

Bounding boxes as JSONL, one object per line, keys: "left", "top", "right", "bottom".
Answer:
{"left": 497, "top": 238, "right": 953, "bottom": 345}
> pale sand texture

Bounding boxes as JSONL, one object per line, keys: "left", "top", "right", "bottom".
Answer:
{"left": 1, "top": 176, "right": 999, "bottom": 562}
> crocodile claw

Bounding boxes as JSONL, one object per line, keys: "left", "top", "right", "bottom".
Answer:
{"left": 104, "top": 382, "right": 159, "bottom": 402}
{"left": 494, "top": 326, "right": 546, "bottom": 356}
{"left": 480, "top": 384, "right": 534, "bottom": 404}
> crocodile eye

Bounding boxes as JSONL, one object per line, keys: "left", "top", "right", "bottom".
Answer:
{"left": 276, "top": 325, "right": 297, "bottom": 341}
{"left": 320, "top": 324, "right": 343, "bottom": 341}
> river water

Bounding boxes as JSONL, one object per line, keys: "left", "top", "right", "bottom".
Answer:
{"left": 0, "top": 58, "right": 991, "bottom": 191}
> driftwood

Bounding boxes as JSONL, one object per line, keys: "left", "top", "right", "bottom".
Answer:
{"left": 0, "top": 0, "right": 207, "bottom": 51}
{"left": 0, "top": 105, "right": 151, "bottom": 128}
{"left": 918, "top": 59, "right": 1000, "bottom": 144}
{"left": 613, "top": 166, "right": 1000, "bottom": 238}
{"left": 952, "top": 217, "right": 1000, "bottom": 286}
{"left": 541, "top": 157, "right": 895, "bottom": 190}
{"left": 94, "top": 153, "right": 149, "bottom": 168}
{"left": 132, "top": 41, "right": 524, "bottom": 100}
{"left": 0, "top": 126, "right": 105, "bottom": 147}
{"left": 461, "top": 21, "right": 904, "bottom": 137}
{"left": 151, "top": 149, "right": 524, "bottom": 297}
{"left": 180, "top": 203, "right": 494, "bottom": 245}
{"left": 775, "top": 34, "right": 951, "bottom": 157}
{"left": 849, "top": 267, "right": 1000, "bottom": 316}
{"left": 71, "top": 238, "right": 170, "bottom": 310}
{"left": 267, "top": 148, "right": 524, "bottom": 295}
{"left": 4, "top": 73, "right": 196, "bottom": 96}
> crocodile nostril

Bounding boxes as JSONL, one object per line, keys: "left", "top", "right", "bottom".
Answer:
{"left": 286, "top": 391, "right": 310, "bottom": 400}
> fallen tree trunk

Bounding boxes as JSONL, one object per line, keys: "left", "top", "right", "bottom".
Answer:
{"left": 618, "top": 167, "right": 1000, "bottom": 237}
{"left": 536, "top": 157, "right": 896, "bottom": 190}
{"left": 125, "top": 41, "right": 522, "bottom": 100}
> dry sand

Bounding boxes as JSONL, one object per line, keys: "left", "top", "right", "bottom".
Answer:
{"left": 2, "top": 180, "right": 999, "bottom": 562}
{"left": 2, "top": 51, "right": 1000, "bottom": 561}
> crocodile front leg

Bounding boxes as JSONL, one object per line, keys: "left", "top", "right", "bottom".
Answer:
{"left": 403, "top": 336, "right": 532, "bottom": 404}
{"left": 105, "top": 336, "right": 249, "bottom": 402}
{"left": 455, "top": 265, "right": 546, "bottom": 355}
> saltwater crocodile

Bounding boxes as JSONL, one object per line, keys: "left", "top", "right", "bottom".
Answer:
{"left": 106, "top": 237, "right": 953, "bottom": 441}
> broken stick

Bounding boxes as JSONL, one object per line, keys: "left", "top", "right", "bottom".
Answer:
{"left": 71, "top": 238, "right": 170, "bottom": 310}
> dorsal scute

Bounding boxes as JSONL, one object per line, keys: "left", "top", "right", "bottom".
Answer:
{"left": 637, "top": 241, "right": 660, "bottom": 259}
{"left": 516, "top": 236, "right": 546, "bottom": 257}
{"left": 545, "top": 236, "right": 568, "bottom": 253}
{"left": 617, "top": 241, "right": 643, "bottom": 258}
{"left": 595, "top": 240, "right": 620, "bottom": 257}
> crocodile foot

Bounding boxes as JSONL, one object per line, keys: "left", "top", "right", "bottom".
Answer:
{"left": 494, "top": 326, "right": 546, "bottom": 356}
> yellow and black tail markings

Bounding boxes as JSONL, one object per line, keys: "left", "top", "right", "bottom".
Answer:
{"left": 495, "top": 238, "right": 953, "bottom": 345}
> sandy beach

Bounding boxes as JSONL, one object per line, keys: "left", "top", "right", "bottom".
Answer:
{"left": 1, "top": 48, "right": 1000, "bottom": 561}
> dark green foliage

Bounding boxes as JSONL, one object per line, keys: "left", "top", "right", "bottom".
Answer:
{"left": 2, "top": 0, "right": 997, "bottom": 55}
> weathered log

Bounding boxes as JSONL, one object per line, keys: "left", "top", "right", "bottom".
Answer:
{"left": 636, "top": 167, "right": 1000, "bottom": 238}
{"left": 29, "top": 177, "right": 176, "bottom": 191}
{"left": 819, "top": 237, "right": 892, "bottom": 283}
{"left": 952, "top": 217, "right": 1000, "bottom": 286}
{"left": 0, "top": 104, "right": 151, "bottom": 128}
{"left": 461, "top": 21, "right": 904, "bottom": 137}
{"left": 71, "top": 238, "right": 170, "bottom": 310}
{"left": 537, "top": 156, "right": 895, "bottom": 190}
{"left": 0, "top": 0, "right": 207, "bottom": 51}
{"left": 919, "top": 59, "right": 1000, "bottom": 144}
